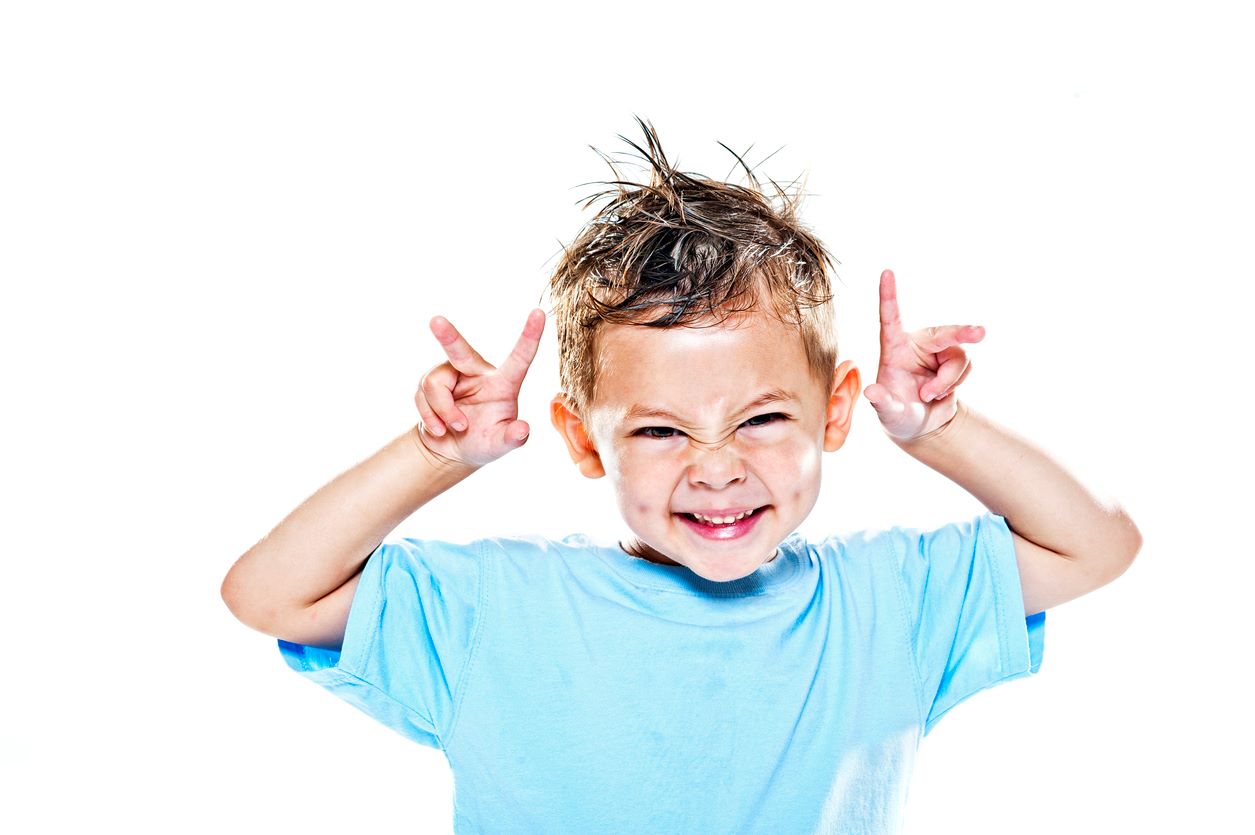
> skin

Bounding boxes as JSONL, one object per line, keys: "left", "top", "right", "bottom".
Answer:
{"left": 222, "top": 268, "right": 1142, "bottom": 650}
{"left": 550, "top": 311, "right": 860, "bottom": 581}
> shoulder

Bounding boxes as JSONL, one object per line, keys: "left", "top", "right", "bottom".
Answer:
{"left": 777, "top": 528, "right": 888, "bottom": 589}
{"left": 789, "top": 514, "right": 1009, "bottom": 581}
{"left": 809, "top": 514, "right": 1005, "bottom": 556}
{"left": 376, "top": 532, "right": 609, "bottom": 578}
{"left": 786, "top": 524, "right": 907, "bottom": 562}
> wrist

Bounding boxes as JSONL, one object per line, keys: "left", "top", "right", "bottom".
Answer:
{"left": 893, "top": 399, "right": 971, "bottom": 452}
{"left": 409, "top": 424, "right": 482, "bottom": 479}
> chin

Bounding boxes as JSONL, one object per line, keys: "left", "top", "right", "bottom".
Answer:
{"left": 689, "top": 564, "right": 760, "bottom": 582}
{"left": 681, "top": 550, "right": 773, "bottom": 582}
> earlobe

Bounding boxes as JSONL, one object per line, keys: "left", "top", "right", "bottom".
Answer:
{"left": 823, "top": 361, "right": 861, "bottom": 452}
{"left": 549, "top": 394, "right": 606, "bottom": 478}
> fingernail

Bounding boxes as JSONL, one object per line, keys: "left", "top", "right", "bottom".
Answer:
{"left": 451, "top": 420, "right": 465, "bottom": 431}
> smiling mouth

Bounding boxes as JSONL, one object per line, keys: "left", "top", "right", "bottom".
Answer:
{"left": 679, "top": 506, "right": 766, "bottom": 527}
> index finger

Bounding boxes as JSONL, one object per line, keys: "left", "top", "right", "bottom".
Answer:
{"left": 430, "top": 316, "right": 493, "bottom": 376}
{"left": 878, "top": 269, "right": 907, "bottom": 351}
{"left": 498, "top": 308, "right": 546, "bottom": 386}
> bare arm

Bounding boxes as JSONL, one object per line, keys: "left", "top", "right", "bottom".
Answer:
{"left": 894, "top": 402, "right": 1141, "bottom": 615}
{"left": 863, "top": 270, "right": 1141, "bottom": 617}
{"left": 220, "top": 429, "right": 477, "bottom": 648}
{"left": 221, "top": 309, "right": 545, "bottom": 649}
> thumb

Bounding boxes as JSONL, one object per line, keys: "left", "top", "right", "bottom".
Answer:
{"left": 864, "top": 383, "right": 906, "bottom": 416}
{"left": 505, "top": 419, "right": 531, "bottom": 448}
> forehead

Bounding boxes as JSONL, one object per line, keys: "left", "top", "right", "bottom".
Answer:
{"left": 590, "top": 312, "right": 822, "bottom": 418}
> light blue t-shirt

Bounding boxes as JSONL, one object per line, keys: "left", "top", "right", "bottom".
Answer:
{"left": 279, "top": 512, "right": 1045, "bottom": 834}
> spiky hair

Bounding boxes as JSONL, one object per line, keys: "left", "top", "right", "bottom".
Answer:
{"left": 547, "top": 116, "right": 840, "bottom": 411}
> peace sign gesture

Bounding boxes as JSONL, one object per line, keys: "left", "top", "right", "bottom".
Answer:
{"left": 862, "top": 270, "right": 984, "bottom": 442}
{"left": 414, "top": 308, "right": 546, "bottom": 467}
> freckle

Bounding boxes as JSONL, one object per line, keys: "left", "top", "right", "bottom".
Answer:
{"left": 637, "top": 503, "right": 649, "bottom": 514}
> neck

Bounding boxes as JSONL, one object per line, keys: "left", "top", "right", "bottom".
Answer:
{"left": 619, "top": 538, "right": 681, "bottom": 566}
{"left": 618, "top": 538, "right": 779, "bottom": 567}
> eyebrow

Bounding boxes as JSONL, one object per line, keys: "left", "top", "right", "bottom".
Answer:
{"left": 624, "top": 388, "right": 799, "bottom": 423}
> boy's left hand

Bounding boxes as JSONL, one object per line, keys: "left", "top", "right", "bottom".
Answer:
{"left": 863, "top": 269, "right": 985, "bottom": 442}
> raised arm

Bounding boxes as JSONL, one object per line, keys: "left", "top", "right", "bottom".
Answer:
{"left": 220, "top": 309, "right": 545, "bottom": 649}
{"left": 862, "top": 270, "right": 1141, "bottom": 616}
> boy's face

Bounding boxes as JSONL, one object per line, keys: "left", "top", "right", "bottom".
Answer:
{"left": 551, "top": 309, "right": 860, "bottom": 582}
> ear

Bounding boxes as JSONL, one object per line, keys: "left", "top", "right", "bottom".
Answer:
{"left": 549, "top": 393, "right": 606, "bottom": 478}
{"left": 823, "top": 361, "right": 861, "bottom": 452}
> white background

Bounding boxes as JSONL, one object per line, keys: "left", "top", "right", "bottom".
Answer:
{"left": 3, "top": 1, "right": 1252, "bottom": 832}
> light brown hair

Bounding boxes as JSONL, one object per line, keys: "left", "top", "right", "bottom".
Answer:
{"left": 547, "top": 117, "right": 840, "bottom": 411}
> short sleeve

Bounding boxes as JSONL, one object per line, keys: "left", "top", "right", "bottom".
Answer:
{"left": 276, "top": 538, "right": 486, "bottom": 750}
{"left": 886, "top": 513, "right": 1046, "bottom": 736}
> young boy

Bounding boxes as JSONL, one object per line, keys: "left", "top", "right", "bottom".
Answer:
{"left": 221, "top": 119, "right": 1141, "bottom": 833}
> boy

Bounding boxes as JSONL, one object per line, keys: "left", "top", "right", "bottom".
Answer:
{"left": 221, "top": 119, "right": 1141, "bottom": 833}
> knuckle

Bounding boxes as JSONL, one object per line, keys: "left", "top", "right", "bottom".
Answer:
{"left": 426, "top": 381, "right": 451, "bottom": 405}
{"left": 421, "top": 368, "right": 448, "bottom": 395}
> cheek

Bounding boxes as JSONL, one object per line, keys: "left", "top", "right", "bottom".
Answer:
{"left": 760, "top": 435, "right": 821, "bottom": 480}
{"left": 609, "top": 447, "right": 674, "bottom": 514}
{"left": 750, "top": 438, "right": 822, "bottom": 506}
{"left": 768, "top": 439, "right": 823, "bottom": 513}
{"left": 794, "top": 444, "right": 822, "bottom": 481}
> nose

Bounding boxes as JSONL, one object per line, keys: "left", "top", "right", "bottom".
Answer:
{"left": 685, "top": 440, "right": 746, "bottom": 490}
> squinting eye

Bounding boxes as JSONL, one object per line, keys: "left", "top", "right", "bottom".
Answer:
{"left": 741, "top": 412, "right": 787, "bottom": 428}
{"left": 635, "top": 426, "right": 680, "bottom": 439}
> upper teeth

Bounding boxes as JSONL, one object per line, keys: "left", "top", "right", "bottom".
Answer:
{"left": 693, "top": 509, "right": 755, "bottom": 525}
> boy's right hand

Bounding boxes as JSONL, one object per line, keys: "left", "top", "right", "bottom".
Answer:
{"left": 414, "top": 308, "right": 546, "bottom": 468}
